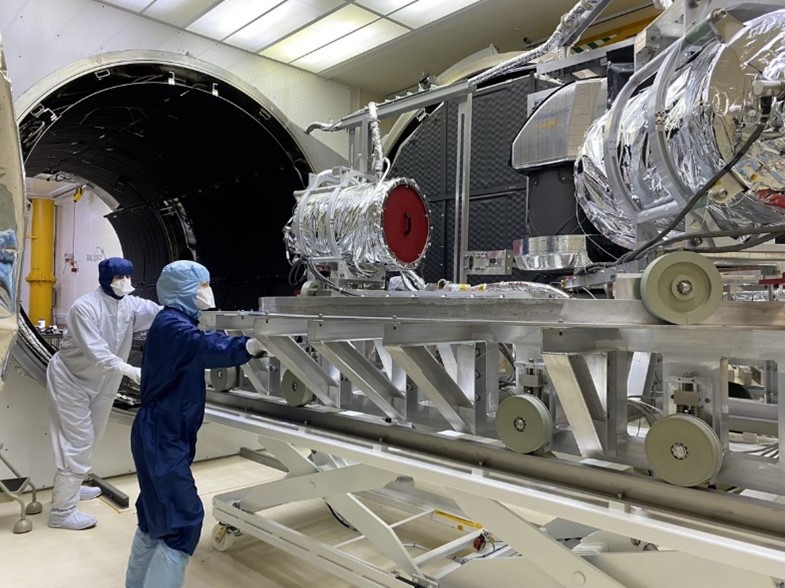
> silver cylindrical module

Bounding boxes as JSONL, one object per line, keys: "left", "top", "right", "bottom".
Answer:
{"left": 575, "top": 10, "right": 785, "bottom": 249}
{"left": 285, "top": 169, "right": 430, "bottom": 271}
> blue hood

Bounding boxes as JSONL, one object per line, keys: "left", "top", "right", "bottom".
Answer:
{"left": 156, "top": 260, "right": 209, "bottom": 320}
{"left": 98, "top": 257, "right": 133, "bottom": 300}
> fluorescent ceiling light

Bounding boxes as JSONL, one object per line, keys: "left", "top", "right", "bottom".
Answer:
{"left": 224, "top": 0, "right": 344, "bottom": 53}
{"left": 389, "top": 0, "right": 484, "bottom": 29}
{"left": 143, "top": 0, "right": 219, "bottom": 28}
{"left": 188, "top": 0, "right": 285, "bottom": 40}
{"left": 293, "top": 19, "right": 408, "bottom": 72}
{"left": 354, "top": 0, "right": 417, "bottom": 16}
{"left": 103, "top": 0, "right": 154, "bottom": 11}
{"left": 261, "top": 4, "right": 377, "bottom": 63}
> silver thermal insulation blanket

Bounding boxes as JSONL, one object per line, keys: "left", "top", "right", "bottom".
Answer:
{"left": 574, "top": 10, "right": 785, "bottom": 249}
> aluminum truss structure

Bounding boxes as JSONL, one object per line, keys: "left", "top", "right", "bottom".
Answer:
{"left": 202, "top": 294, "right": 785, "bottom": 587}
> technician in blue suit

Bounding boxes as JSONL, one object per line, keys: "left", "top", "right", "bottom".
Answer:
{"left": 124, "top": 260, "right": 264, "bottom": 587}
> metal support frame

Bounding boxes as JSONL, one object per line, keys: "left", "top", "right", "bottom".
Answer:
{"left": 214, "top": 433, "right": 485, "bottom": 588}
{"left": 684, "top": 0, "right": 785, "bottom": 30}
{"left": 208, "top": 296, "right": 785, "bottom": 496}
{"left": 453, "top": 94, "right": 473, "bottom": 284}
{"left": 203, "top": 293, "right": 785, "bottom": 584}
{"left": 449, "top": 490, "right": 625, "bottom": 587}
{"left": 542, "top": 352, "right": 607, "bottom": 457}
{"left": 209, "top": 404, "right": 785, "bottom": 584}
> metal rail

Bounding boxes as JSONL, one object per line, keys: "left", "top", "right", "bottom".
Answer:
{"left": 205, "top": 401, "right": 785, "bottom": 578}
{"left": 204, "top": 391, "right": 785, "bottom": 542}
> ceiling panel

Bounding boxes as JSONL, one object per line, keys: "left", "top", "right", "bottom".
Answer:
{"left": 103, "top": 0, "right": 154, "bottom": 10}
{"left": 224, "top": 0, "right": 344, "bottom": 52}
{"left": 187, "top": 0, "right": 286, "bottom": 40}
{"left": 354, "top": 0, "right": 417, "bottom": 16}
{"left": 142, "top": 0, "right": 219, "bottom": 28}
{"left": 292, "top": 18, "right": 408, "bottom": 72}
{"left": 93, "top": 0, "right": 660, "bottom": 99}
{"left": 389, "top": 0, "right": 486, "bottom": 29}
{"left": 260, "top": 4, "right": 377, "bottom": 63}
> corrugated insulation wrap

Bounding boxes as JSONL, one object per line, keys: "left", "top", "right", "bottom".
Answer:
{"left": 574, "top": 9, "right": 785, "bottom": 249}
{"left": 285, "top": 169, "right": 430, "bottom": 272}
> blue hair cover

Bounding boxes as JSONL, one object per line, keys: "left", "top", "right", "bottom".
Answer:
{"left": 98, "top": 257, "right": 133, "bottom": 299}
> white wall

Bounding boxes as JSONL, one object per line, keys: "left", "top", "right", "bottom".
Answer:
{"left": 51, "top": 191, "right": 123, "bottom": 325}
{"left": 20, "top": 190, "right": 123, "bottom": 326}
{"left": 0, "top": 0, "right": 355, "bottom": 158}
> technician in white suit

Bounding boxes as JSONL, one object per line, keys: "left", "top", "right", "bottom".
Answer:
{"left": 46, "top": 257, "right": 161, "bottom": 530}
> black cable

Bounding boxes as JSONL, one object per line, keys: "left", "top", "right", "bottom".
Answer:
{"left": 306, "top": 259, "right": 360, "bottom": 297}
{"left": 686, "top": 230, "right": 785, "bottom": 253}
{"left": 654, "top": 223, "right": 785, "bottom": 250}
{"left": 326, "top": 503, "right": 355, "bottom": 530}
{"left": 498, "top": 343, "right": 515, "bottom": 367}
{"left": 288, "top": 258, "right": 307, "bottom": 285}
{"left": 617, "top": 122, "right": 767, "bottom": 265}
{"left": 393, "top": 575, "right": 427, "bottom": 588}
{"left": 575, "top": 198, "right": 620, "bottom": 261}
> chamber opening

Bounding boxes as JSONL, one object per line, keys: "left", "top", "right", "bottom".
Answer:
{"left": 19, "top": 60, "right": 312, "bottom": 309}
{"left": 15, "top": 58, "right": 317, "bottom": 373}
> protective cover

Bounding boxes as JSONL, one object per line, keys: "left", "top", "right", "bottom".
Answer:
{"left": 285, "top": 170, "right": 430, "bottom": 272}
{"left": 574, "top": 10, "right": 785, "bottom": 248}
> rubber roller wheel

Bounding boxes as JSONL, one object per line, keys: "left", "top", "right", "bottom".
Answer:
{"left": 640, "top": 251, "right": 722, "bottom": 325}
{"left": 496, "top": 394, "right": 552, "bottom": 454}
{"left": 211, "top": 523, "right": 237, "bottom": 552}
{"left": 210, "top": 366, "right": 239, "bottom": 392}
{"left": 644, "top": 414, "right": 723, "bottom": 487}
{"left": 281, "top": 369, "right": 313, "bottom": 407}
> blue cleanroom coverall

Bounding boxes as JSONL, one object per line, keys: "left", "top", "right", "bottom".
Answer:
{"left": 126, "top": 260, "right": 257, "bottom": 588}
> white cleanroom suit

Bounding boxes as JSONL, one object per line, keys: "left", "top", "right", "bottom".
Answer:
{"left": 47, "top": 257, "right": 160, "bottom": 530}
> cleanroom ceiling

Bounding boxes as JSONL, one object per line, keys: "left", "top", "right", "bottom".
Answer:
{"left": 95, "top": 0, "right": 659, "bottom": 96}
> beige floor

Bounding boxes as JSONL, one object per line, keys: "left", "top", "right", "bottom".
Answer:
{"left": 0, "top": 455, "right": 468, "bottom": 588}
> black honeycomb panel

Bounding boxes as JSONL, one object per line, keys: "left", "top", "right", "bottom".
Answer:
{"left": 468, "top": 192, "right": 526, "bottom": 252}
{"left": 423, "top": 200, "right": 447, "bottom": 283}
{"left": 107, "top": 208, "right": 170, "bottom": 294}
{"left": 391, "top": 104, "right": 447, "bottom": 198}
{"left": 392, "top": 76, "right": 537, "bottom": 283}
{"left": 470, "top": 78, "right": 533, "bottom": 194}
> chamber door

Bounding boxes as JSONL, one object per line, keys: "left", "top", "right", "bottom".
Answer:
{"left": 0, "top": 35, "right": 28, "bottom": 384}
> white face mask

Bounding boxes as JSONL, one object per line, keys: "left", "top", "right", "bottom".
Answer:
{"left": 111, "top": 277, "right": 134, "bottom": 297}
{"left": 195, "top": 286, "right": 215, "bottom": 310}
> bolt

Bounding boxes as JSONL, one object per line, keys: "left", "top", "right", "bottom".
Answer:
{"left": 676, "top": 280, "right": 693, "bottom": 295}
{"left": 671, "top": 442, "right": 689, "bottom": 460}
